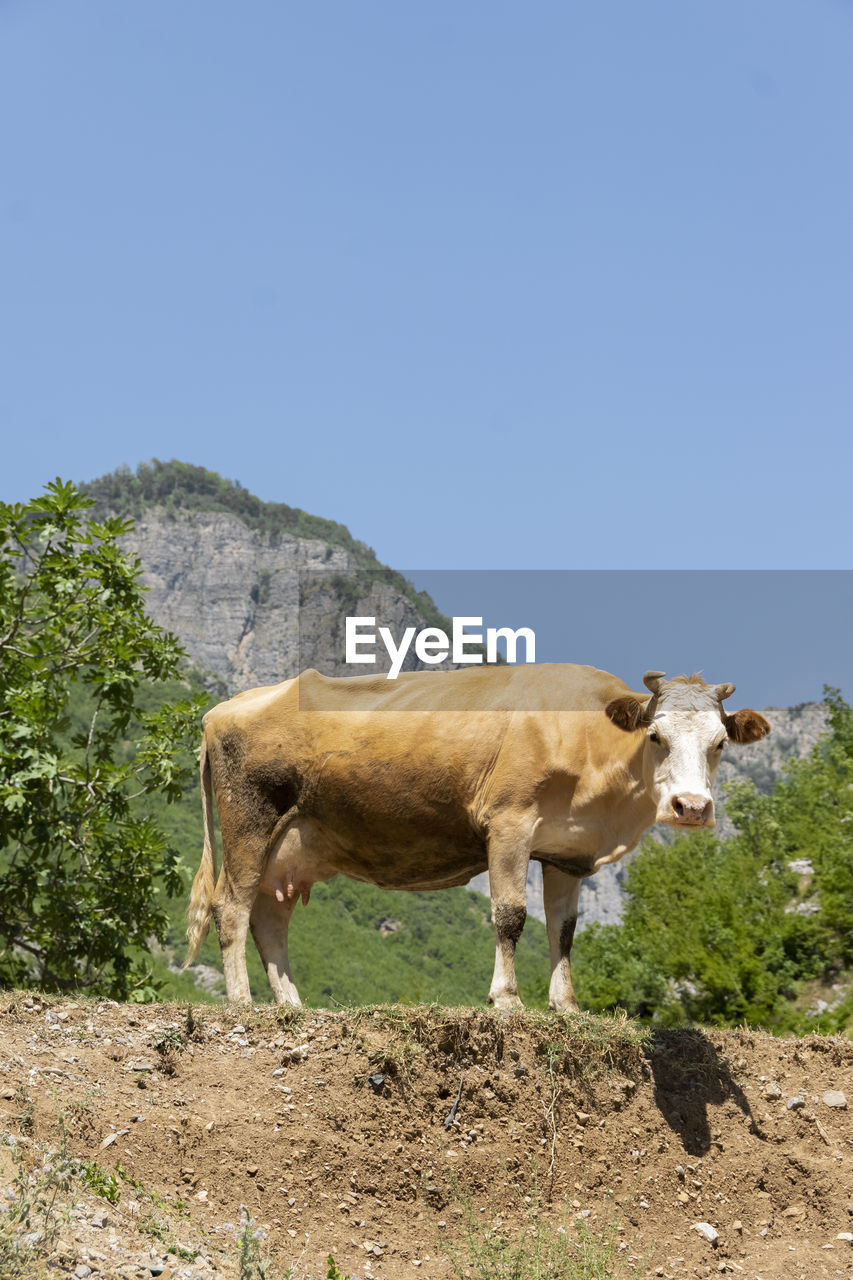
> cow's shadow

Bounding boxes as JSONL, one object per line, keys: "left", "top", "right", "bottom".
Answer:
{"left": 646, "top": 1028, "right": 763, "bottom": 1156}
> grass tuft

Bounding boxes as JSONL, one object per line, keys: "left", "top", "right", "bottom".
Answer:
{"left": 444, "top": 1183, "right": 649, "bottom": 1280}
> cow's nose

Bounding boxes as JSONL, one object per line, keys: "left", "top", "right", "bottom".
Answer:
{"left": 671, "top": 794, "right": 713, "bottom": 826}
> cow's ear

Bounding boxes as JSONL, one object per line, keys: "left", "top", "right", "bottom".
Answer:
{"left": 725, "top": 709, "right": 771, "bottom": 744}
{"left": 606, "top": 696, "right": 651, "bottom": 732}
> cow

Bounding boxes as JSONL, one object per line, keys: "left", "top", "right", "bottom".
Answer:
{"left": 184, "top": 664, "right": 770, "bottom": 1010}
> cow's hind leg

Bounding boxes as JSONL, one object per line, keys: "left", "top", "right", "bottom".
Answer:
{"left": 212, "top": 878, "right": 255, "bottom": 1004}
{"left": 542, "top": 865, "right": 581, "bottom": 1013}
{"left": 487, "top": 826, "right": 533, "bottom": 1010}
{"left": 250, "top": 893, "right": 301, "bottom": 1006}
{"left": 211, "top": 828, "right": 271, "bottom": 1003}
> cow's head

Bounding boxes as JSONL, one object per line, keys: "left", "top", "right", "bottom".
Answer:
{"left": 605, "top": 671, "right": 770, "bottom": 829}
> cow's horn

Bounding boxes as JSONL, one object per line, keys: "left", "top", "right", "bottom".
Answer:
{"left": 643, "top": 671, "right": 666, "bottom": 694}
{"left": 714, "top": 682, "right": 736, "bottom": 702}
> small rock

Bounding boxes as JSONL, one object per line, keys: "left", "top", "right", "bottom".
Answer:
{"left": 74, "top": 1267, "right": 93, "bottom": 1279}
{"left": 823, "top": 1090, "right": 847, "bottom": 1109}
{"left": 101, "top": 1133, "right": 118, "bottom": 1148}
{"left": 732, "top": 1220, "right": 742, "bottom": 1234}
{"left": 246, "top": 1164, "right": 259, "bottom": 1176}
{"left": 787, "top": 1097, "right": 805, "bottom": 1110}
{"left": 763, "top": 1082, "right": 782, "bottom": 1099}
{"left": 692, "top": 1222, "right": 719, "bottom": 1244}
{"left": 837, "top": 1232, "right": 853, "bottom": 1243}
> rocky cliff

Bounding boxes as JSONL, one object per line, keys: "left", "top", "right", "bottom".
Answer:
{"left": 119, "top": 508, "right": 442, "bottom": 690}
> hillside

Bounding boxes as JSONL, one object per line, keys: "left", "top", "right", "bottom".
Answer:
{"left": 2, "top": 998, "right": 852, "bottom": 1280}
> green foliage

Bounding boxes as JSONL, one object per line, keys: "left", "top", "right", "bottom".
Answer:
{"left": 765, "top": 687, "right": 853, "bottom": 967}
{"left": 0, "top": 480, "right": 207, "bottom": 998}
{"left": 236, "top": 1207, "right": 270, "bottom": 1280}
{"left": 575, "top": 689, "right": 853, "bottom": 1032}
{"left": 0, "top": 1127, "right": 76, "bottom": 1279}
{"left": 83, "top": 459, "right": 359, "bottom": 550}
{"left": 80, "top": 1160, "right": 121, "bottom": 1204}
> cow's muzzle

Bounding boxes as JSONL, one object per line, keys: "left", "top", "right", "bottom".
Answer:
{"left": 669, "top": 793, "right": 714, "bottom": 827}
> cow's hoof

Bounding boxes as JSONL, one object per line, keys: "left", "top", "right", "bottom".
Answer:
{"left": 489, "top": 994, "right": 524, "bottom": 1012}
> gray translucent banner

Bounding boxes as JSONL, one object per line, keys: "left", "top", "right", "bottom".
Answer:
{"left": 295, "top": 569, "right": 853, "bottom": 711}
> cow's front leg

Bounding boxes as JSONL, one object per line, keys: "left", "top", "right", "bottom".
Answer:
{"left": 542, "top": 864, "right": 582, "bottom": 1012}
{"left": 487, "top": 827, "right": 532, "bottom": 1010}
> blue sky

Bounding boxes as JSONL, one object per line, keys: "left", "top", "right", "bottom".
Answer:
{"left": 2, "top": 2, "right": 852, "bottom": 691}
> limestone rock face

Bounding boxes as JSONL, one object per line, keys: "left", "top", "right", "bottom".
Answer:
{"left": 121, "top": 509, "right": 432, "bottom": 690}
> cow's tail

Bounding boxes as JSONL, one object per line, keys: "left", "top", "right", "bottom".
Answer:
{"left": 183, "top": 731, "right": 216, "bottom": 968}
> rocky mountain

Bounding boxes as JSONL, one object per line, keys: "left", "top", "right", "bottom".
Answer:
{"left": 83, "top": 462, "right": 831, "bottom": 930}
{"left": 117, "top": 507, "right": 442, "bottom": 691}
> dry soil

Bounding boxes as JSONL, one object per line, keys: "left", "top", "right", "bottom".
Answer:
{"left": 1, "top": 996, "right": 852, "bottom": 1279}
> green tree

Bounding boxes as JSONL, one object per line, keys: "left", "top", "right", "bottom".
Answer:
{"left": 0, "top": 480, "right": 206, "bottom": 998}
{"left": 767, "top": 688, "right": 853, "bottom": 968}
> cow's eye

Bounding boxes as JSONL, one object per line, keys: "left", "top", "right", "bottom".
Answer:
{"left": 715, "top": 739, "right": 726, "bottom": 751}
{"left": 649, "top": 731, "right": 661, "bottom": 744}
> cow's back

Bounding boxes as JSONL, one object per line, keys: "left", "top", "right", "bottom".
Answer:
{"left": 292, "top": 662, "right": 634, "bottom": 712}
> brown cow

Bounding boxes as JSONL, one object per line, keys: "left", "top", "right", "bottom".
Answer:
{"left": 184, "top": 664, "right": 770, "bottom": 1009}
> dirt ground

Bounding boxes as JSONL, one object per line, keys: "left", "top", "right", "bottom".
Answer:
{"left": 1, "top": 996, "right": 852, "bottom": 1280}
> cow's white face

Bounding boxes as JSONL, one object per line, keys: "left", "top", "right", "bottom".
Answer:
{"left": 606, "top": 672, "right": 771, "bottom": 830}
{"left": 644, "top": 682, "right": 731, "bottom": 827}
